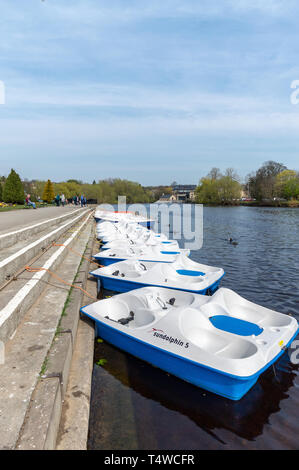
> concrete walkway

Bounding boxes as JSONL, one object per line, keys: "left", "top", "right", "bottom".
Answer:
{"left": 0, "top": 206, "right": 86, "bottom": 235}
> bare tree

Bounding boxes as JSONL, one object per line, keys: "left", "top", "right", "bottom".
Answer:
{"left": 208, "top": 168, "right": 222, "bottom": 180}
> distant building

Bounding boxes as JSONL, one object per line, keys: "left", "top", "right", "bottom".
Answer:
{"left": 171, "top": 185, "right": 197, "bottom": 202}
{"left": 155, "top": 184, "right": 197, "bottom": 203}
{"left": 156, "top": 193, "right": 177, "bottom": 203}
{"left": 241, "top": 185, "right": 250, "bottom": 199}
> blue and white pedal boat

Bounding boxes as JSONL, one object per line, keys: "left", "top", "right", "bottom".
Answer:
{"left": 94, "top": 210, "right": 155, "bottom": 228}
{"left": 99, "top": 228, "right": 170, "bottom": 244}
{"left": 101, "top": 237, "right": 179, "bottom": 251}
{"left": 96, "top": 221, "right": 145, "bottom": 238}
{"left": 90, "top": 255, "right": 225, "bottom": 294}
{"left": 80, "top": 286, "right": 298, "bottom": 400}
{"left": 96, "top": 221, "right": 132, "bottom": 239}
{"left": 93, "top": 246, "right": 191, "bottom": 266}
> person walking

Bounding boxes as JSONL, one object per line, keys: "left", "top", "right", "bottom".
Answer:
{"left": 61, "top": 193, "right": 66, "bottom": 207}
{"left": 55, "top": 193, "right": 60, "bottom": 207}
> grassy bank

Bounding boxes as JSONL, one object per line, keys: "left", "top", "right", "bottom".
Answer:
{"left": 194, "top": 200, "right": 299, "bottom": 208}
{"left": 0, "top": 202, "right": 51, "bottom": 212}
{"left": 240, "top": 200, "right": 299, "bottom": 208}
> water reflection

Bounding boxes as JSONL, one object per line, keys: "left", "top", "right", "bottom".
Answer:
{"left": 88, "top": 336, "right": 298, "bottom": 450}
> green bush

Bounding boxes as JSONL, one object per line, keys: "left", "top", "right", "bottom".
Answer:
{"left": 42, "top": 179, "right": 55, "bottom": 203}
{"left": 3, "top": 169, "right": 25, "bottom": 204}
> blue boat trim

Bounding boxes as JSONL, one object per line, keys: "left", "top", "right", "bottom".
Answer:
{"left": 92, "top": 257, "right": 173, "bottom": 266}
{"left": 89, "top": 270, "right": 225, "bottom": 295}
{"left": 160, "top": 251, "right": 180, "bottom": 255}
{"left": 209, "top": 315, "right": 264, "bottom": 337}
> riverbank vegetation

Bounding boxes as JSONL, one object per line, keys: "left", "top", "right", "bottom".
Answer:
{"left": 195, "top": 168, "right": 242, "bottom": 205}
{"left": 1, "top": 161, "right": 298, "bottom": 208}
{"left": 195, "top": 161, "right": 299, "bottom": 207}
{"left": 0, "top": 170, "right": 155, "bottom": 206}
{"left": 245, "top": 161, "right": 299, "bottom": 207}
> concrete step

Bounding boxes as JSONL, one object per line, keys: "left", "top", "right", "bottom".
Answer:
{"left": 0, "top": 208, "right": 88, "bottom": 289}
{"left": 0, "top": 207, "right": 86, "bottom": 250}
{"left": 0, "top": 209, "right": 92, "bottom": 344}
{"left": 0, "top": 214, "right": 95, "bottom": 449}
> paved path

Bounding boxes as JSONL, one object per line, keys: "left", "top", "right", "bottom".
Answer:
{"left": 0, "top": 206, "right": 85, "bottom": 235}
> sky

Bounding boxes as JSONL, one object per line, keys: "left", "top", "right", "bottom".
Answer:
{"left": 1, "top": 0, "right": 299, "bottom": 185}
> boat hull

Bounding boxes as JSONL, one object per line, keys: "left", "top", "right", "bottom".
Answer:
{"left": 96, "top": 257, "right": 126, "bottom": 266}
{"left": 138, "top": 220, "right": 153, "bottom": 229}
{"left": 92, "top": 319, "right": 262, "bottom": 400}
{"left": 94, "top": 272, "right": 222, "bottom": 295}
{"left": 94, "top": 257, "right": 180, "bottom": 267}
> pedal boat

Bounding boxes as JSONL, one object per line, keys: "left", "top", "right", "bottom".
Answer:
{"left": 90, "top": 256, "right": 225, "bottom": 295}
{"left": 80, "top": 286, "right": 298, "bottom": 400}
{"left": 93, "top": 246, "right": 191, "bottom": 266}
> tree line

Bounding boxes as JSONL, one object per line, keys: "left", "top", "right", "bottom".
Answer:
{"left": 0, "top": 170, "right": 155, "bottom": 205}
{"left": 195, "top": 168, "right": 241, "bottom": 205}
{"left": 246, "top": 161, "right": 299, "bottom": 202}
{"left": 1, "top": 161, "right": 299, "bottom": 207}
{"left": 195, "top": 161, "right": 299, "bottom": 205}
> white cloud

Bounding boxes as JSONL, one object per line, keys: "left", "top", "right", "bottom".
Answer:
{"left": 1, "top": 108, "right": 299, "bottom": 147}
{"left": 0, "top": 81, "right": 5, "bottom": 104}
{"left": 7, "top": 81, "right": 267, "bottom": 112}
{"left": 48, "top": 0, "right": 299, "bottom": 23}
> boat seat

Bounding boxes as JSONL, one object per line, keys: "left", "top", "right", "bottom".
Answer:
{"left": 180, "top": 308, "right": 258, "bottom": 359}
{"left": 133, "top": 309, "right": 156, "bottom": 327}
{"left": 209, "top": 315, "right": 264, "bottom": 337}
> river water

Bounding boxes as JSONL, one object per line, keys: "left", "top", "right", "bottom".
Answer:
{"left": 88, "top": 206, "right": 299, "bottom": 450}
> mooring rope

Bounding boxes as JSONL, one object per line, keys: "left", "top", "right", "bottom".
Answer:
{"left": 24, "top": 265, "right": 98, "bottom": 301}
